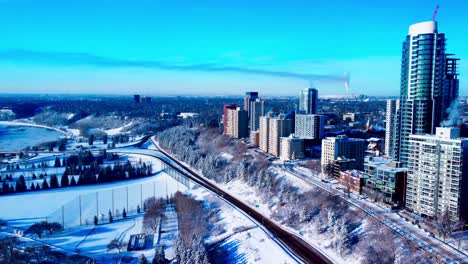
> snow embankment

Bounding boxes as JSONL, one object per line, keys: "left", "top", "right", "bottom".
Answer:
{"left": 188, "top": 186, "right": 299, "bottom": 264}
{"left": 104, "top": 121, "right": 134, "bottom": 136}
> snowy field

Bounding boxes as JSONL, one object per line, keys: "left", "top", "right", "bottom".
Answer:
{"left": 0, "top": 146, "right": 301, "bottom": 263}
{"left": 0, "top": 168, "right": 188, "bottom": 229}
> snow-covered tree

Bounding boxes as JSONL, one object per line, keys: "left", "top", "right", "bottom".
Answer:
{"left": 152, "top": 245, "right": 166, "bottom": 264}
{"left": 138, "top": 254, "right": 148, "bottom": 264}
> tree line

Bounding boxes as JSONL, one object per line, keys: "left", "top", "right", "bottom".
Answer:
{"left": 0, "top": 159, "right": 152, "bottom": 195}
{"left": 173, "top": 192, "right": 210, "bottom": 264}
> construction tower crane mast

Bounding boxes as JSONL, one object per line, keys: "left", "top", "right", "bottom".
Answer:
{"left": 432, "top": 5, "right": 439, "bottom": 21}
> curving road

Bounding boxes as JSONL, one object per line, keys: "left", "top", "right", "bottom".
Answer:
{"left": 141, "top": 137, "right": 333, "bottom": 264}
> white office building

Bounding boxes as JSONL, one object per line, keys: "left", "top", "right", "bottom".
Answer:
{"left": 406, "top": 127, "right": 468, "bottom": 221}
{"left": 295, "top": 114, "right": 324, "bottom": 139}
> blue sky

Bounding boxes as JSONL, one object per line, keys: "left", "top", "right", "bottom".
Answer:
{"left": 0, "top": 0, "right": 466, "bottom": 96}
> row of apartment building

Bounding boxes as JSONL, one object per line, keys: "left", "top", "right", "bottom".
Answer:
{"left": 322, "top": 126, "right": 468, "bottom": 221}
{"left": 224, "top": 90, "right": 324, "bottom": 161}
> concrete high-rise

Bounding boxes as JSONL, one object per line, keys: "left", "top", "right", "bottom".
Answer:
{"left": 249, "top": 98, "right": 265, "bottom": 131}
{"left": 321, "top": 135, "right": 366, "bottom": 172}
{"left": 406, "top": 127, "right": 468, "bottom": 221}
{"left": 299, "top": 88, "right": 318, "bottom": 114}
{"left": 225, "top": 106, "right": 248, "bottom": 139}
{"left": 268, "top": 115, "right": 293, "bottom": 157}
{"left": 259, "top": 115, "right": 271, "bottom": 152}
{"left": 280, "top": 135, "right": 304, "bottom": 161}
{"left": 385, "top": 99, "right": 401, "bottom": 160}
{"left": 295, "top": 114, "right": 324, "bottom": 139}
{"left": 396, "top": 21, "right": 459, "bottom": 166}
{"left": 223, "top": 104, "right": 238, "bottom": 135}
{"left": 244, "top": 92, "right": 259, "bottom": 113}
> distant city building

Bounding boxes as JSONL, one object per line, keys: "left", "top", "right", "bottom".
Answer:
{"left": 299, "top": 88, "right": 318, "bottom": 114}
{"left": 249, "top": 98, "right": 265, "bottom": 131}
{"left": 395, "top": 21, "right": 459, "bottom": 166}
{"left": 133, "top": 94, "right": 141, "bottom": 104}
{"left": 321, "top": 135, "right": 366, "bottom": 173}
{"left": 244, "top": 92, "right": 259, "bottom": 114}
{"left": 295, "top": 114, "right": 324, "bottom": 139}
{"left": 385, "top": 99, "right": 401, "bottom": 160}
{"left": 259, "top": 115, "right": 271, "bottom": 153}
{"left": 279, "top": 135, "right": 304, "bottom": 161}
{"left": 364, "top": 156, "right": 407, "bottom": 205}
{"left": 223, "top": 104, "right": 238, "bottom": 135}
{"left": 142, "top": 96, "right": 152, "bottom": 103}
{"left": 268, "top": 115, "right": 293, "bottom": 157}
{"left": 250, "top": 130, "right": 260, "bottom": 147}
{"left": 342, "top": 113, "right": 355, "bottom": 122}
{"left": 178, "top": 112, "right": 200, "bottom": 119}
{"left": 225, "top": 107, "right": 248, "bottom": 139}
{"left": 406, "top": 127, "right": 468, "bottom": 221}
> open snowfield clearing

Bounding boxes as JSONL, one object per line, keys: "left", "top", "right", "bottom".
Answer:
{"left": 1, "top": 170, "right": 188, "bottom": 229}
{"left": 104, "top": 121, "right": 134, "bottom": 136}
{"left": 23, "top": 203, "right": 180, "bottom": 263}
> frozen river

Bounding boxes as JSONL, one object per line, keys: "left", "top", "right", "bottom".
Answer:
{"left": 0, "top": 122, "right": 65, "bottom": 151}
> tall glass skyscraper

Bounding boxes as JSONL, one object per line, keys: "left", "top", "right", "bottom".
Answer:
{"left": 392, "top": 21, "right": 459, "bottom": 166}
{"left": 299, "top": 88, "right": 318, "bottom": 114}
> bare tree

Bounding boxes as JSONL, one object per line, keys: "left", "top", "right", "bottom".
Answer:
{"left": 322, "top": 162, "right": 334, "bottom": 178}
{"left": 143, "top": 197, "right": 165, "bottom": 233}
{"left": 107, "top": 238, "right": 127, "bottom": 254}
{"left": 434, "top": 210, "right": 459, "bottom": 242}
{"left": 304, "top": 159, "right": 321, "bottom": 175}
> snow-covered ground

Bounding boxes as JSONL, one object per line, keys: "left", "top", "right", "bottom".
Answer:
{"left": 0, "top": 167, "right": 188, "bottom": 229}
{"left": 189, "top": 186, "right": 299, "bottom": 264}
{"left": 1, "top": 145, "right": 301, "bottom": 263}
{"left": 104, "top": 121, "right": 134, "bottom": 136}
{"left": 208, "top": 175, "right": 346, "bottom": 264}
{"left": 20, "top": 203, "right": 180, "bottom": 263}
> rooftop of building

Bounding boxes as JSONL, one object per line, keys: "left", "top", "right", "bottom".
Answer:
{"left": 408, "top": 21, "right": 437, "bottom": 36}
{"left": 341, "top": 170, "right": 366, "bottom": 179}
{"left": 281, "top": 134, "right": 302, "bottom": 141}
{"left": 365, "top": 156, "right": 407, "bottom": 173}
{"left": 410, "top": 127, "right": 467, "bottom": 141}
{"left": 324, "top": 135, "right": 366, "bottom": 142}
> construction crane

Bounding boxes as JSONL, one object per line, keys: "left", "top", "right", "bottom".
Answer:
{"left": 432, "top": 5, "right": 439, "bottom": 21}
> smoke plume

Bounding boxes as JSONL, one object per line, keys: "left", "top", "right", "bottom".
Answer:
{"left": 0, "top": 49, "right": 349, "bottom": 83}
{"left": 441, "top": 99, "right": 460, "bottom": 127}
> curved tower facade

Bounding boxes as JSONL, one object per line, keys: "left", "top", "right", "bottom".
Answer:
{"left": 396, "top": 21, "right": 459, "bottom": 166}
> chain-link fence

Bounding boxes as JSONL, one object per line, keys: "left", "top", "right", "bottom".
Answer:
{"left": 47, "top": 168, "right": 194, "bottom": 229}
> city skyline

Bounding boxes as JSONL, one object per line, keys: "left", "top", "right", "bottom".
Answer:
{"left": 0, "top": 0, "right": 466, "bottom": 96}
